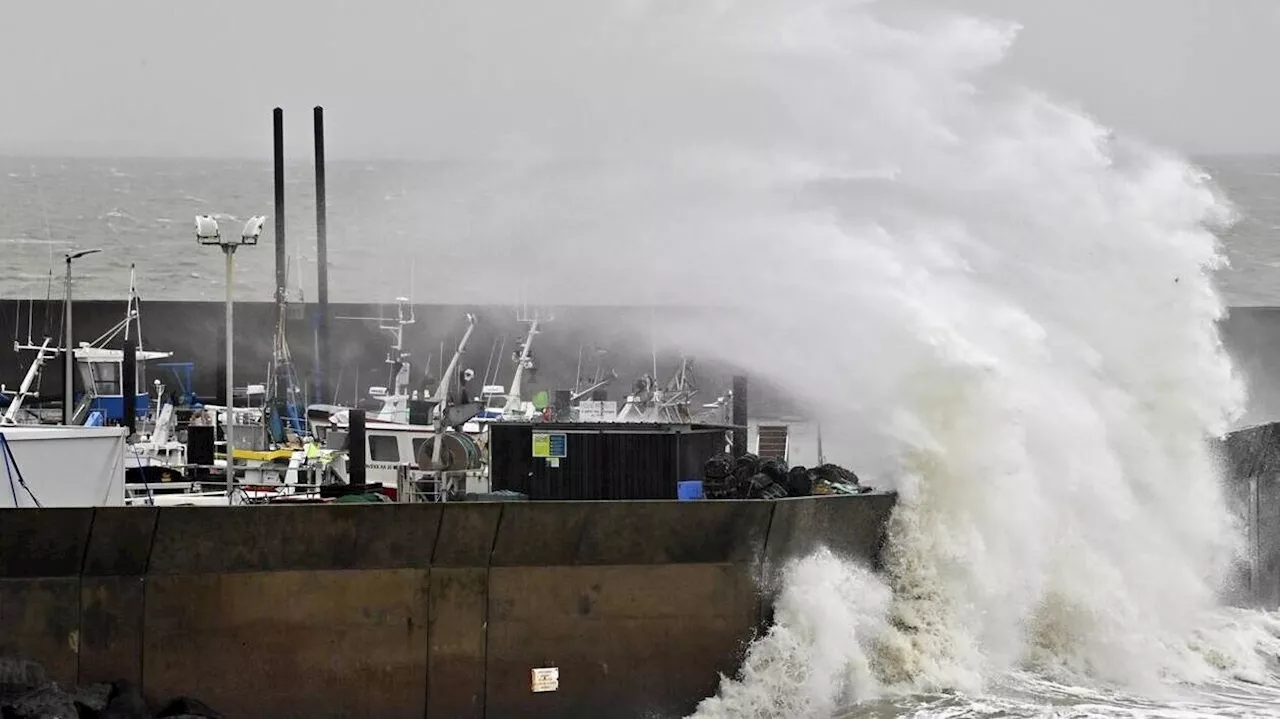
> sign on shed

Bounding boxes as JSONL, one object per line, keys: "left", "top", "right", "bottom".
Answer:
{"left": 531, "top": 432, "right": 567, "bottom": 459}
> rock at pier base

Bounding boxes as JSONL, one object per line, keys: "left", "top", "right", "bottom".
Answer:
{"left": 0, "top": 658, "right": 221, "bottom": 719}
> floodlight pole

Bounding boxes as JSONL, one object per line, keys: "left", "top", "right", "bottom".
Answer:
{"left": 62, "top": 249, "right": 102, "bottom": 426}
{"left": 223, "top": 243, "right": 236, "bottom": 497}
{"left": 196, "top": 214, "right": 263, "bottom": 499}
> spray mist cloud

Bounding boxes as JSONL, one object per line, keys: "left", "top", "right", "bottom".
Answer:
{"left": 378, "top": 0, "right": 1267, "bottom": 713}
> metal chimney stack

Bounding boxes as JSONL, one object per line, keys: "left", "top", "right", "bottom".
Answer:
{"left": 314, "top": 106, "right": 331, "bottom": 404}
{"left": 273, "top": 108, "right": 287, "bottom": 309}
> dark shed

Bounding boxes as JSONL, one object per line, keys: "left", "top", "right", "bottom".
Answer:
{"left": 488, "top": 422, "right": 733, "bottom": 500}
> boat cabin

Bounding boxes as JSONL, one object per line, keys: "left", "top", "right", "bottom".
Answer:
{"left": 473, "top": 384, "right": 508, "bottom": 421}
{"left": 74, "top": 345, "right": 172, "bottom": 422}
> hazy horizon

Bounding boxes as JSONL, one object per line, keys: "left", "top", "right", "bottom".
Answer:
{"left": 5, "top": 148, "right": 1280, "bottom": 163}
{"left": 3, "top": 0, "right": 1280, "bottom": 160}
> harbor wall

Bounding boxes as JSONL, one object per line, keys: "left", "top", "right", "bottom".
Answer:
{"left": 0, "top": 493, "right": 896, "bottom": 719}
{"left": 0, "top": 299, "right": 795, "bottom": 417}
{"left": 1222, "top": 421, "right": 1280, "bottom": 608}
{"left": 6, "top": 300, "right": 1277, "bottom": 426}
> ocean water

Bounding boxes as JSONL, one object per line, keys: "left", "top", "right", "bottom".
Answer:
{"left": 4, "top": 153, "right": 1280, "bottom": 307}
{"left": 5, "top": 1, "right": 1280, "bottom": 718}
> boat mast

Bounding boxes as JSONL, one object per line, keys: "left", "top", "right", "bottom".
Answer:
{"left": 383, "top": 298, "right": 414, "bottom": 396}
{"left": 333, "top": 295, "right": 416, "bottom": 409}
{"left": 503, "top": 318, "right": 539, "bottom": 419}
{"left": 570, "top": 372, "right": 616, "bottom": 403}
{"left": 266, "top": 250, "right": 306, "bottom": 439}
{"left": 1, "top": 339, "right": 54, "bottom": 425}
{"left": 430, "top": 314, "right": 476, "bottom": 405}
{"left": 123, "top": 264, "right": 137, "bottom": 344}
{"left": 428, "top": 314, "right": 477, "bottom": 468}
{"left": 574, "top": 345, "right": 583, "bottom": 396}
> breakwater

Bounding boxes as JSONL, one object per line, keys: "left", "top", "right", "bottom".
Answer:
{"left": 0, "top": 494, "right": 895, "bottom": 718}
{"left": 0, "top": 300, "right": 787, "bottom": 413}
{"left": 8, "top": 300, "right": 1280, "bottom": 427}
{"left": 1222, "top": 421, "right": 1280, "bottom": 607}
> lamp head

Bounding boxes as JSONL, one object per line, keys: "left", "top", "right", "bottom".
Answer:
{"left": 240, "top": 215, "right": 267, "bottom": 245}
{"left": 65, "top": 248, "right": 103, "bottom": 262}
{"left": 195, "top": 215, "right": 221, "bottom": 245}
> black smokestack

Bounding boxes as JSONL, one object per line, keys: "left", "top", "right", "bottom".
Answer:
{"left": 273, "top": 107, "right": 286, "bottom": 307}
{"left": 314, "top": 106, "right": 331, "bottom": 404}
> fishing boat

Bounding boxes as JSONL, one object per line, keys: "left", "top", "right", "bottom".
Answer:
{"left": 319, "top": 313, "right": 485, "bottom": 488}
{"left": 3, "top": 266, "right": 172, "bottom": 428}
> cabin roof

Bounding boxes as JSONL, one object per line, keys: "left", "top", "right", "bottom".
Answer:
{"left": 74, "top": 347, "right": 173, "bottom": 362}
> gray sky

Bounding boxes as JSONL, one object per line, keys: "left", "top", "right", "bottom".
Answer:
{"left": 1, "top": 0, "right": 1277, "bottom": 158}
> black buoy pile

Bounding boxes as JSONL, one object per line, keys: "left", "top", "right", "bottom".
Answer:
{"left": 702, "top": 452, "right": 871, "bottom": 500}
{"left": 0, "top": 657, "right": 222, "bottom": 719}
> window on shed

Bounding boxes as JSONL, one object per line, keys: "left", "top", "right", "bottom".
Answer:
{"left": 757, "top": 425, "right": 789, "bottom": 461}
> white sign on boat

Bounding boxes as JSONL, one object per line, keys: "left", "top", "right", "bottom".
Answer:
{"left": 599, "top": 401, "right": 618, "bottom": 421}
{"left": 578, "top": 401, "right": 602, "bottom": 422}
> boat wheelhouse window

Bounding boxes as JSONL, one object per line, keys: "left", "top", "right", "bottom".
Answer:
{"left": 326, "top": 430, "right": 349, "bottom": 451}
{"left": 89, "top": 362, "right": 121, "bottom": 395}
{"left": 368, "top": 434, "right": 400, "bottom": 462}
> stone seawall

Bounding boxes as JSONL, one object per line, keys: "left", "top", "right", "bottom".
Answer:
{"left": 0, "top": 494, "right": 896, "bottom": 718}
{"left": 1222, "top": 422, "right": 1280, "bottom": 607}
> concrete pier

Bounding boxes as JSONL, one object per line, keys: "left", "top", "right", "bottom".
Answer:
{"left": 1222, "top": 421, "right": 1280, "bottom": 607}
{"left": 0, "top": 493, "right": 895, "bottom": 718}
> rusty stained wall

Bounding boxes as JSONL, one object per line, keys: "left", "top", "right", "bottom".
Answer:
{"left": 0, "top": 493, "right": 896, "bottom": 719}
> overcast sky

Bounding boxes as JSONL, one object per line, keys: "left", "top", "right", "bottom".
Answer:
{"left": 1, "top": 0, "right": 1277, "bottom": 158}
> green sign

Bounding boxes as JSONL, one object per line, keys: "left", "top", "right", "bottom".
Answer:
{"left": 532, "top": 432, "right": 567, "bottom": 459}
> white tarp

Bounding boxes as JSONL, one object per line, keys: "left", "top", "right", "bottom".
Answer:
{"left": 0, "top": 426, "right": 126, "bottom": 507}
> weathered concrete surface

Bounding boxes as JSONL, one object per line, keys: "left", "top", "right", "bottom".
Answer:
{"left": 427, "top": 505, "right": 500, "bottom": 718}
{"left": 490, "top": 500, "right": 772, "bottom": 566}
{"left": 144, "top": 569, "right": 432, "bottom": 719}
{"left": 434, "top": 503, "right": 501, "bottom": 567}
{"left": 484, "top": 500, "right": 774, "bottom": 718}
{"left": 0, "top": 508, "right": 93, "bottom": 685}
{"left": 83, "top": 507, "right": 157, "bottom": 575}
{"left": 429, "top": 568, "right": 488, "bottom": 719}
{"left": 0, "top": 493, "right": 896, "bottom": 717}
{"left": 148, "top": 503, "right": 442, "bottom": 573}
{"left": 0, "top": 579, "right": 79, "bottom": 685}
{"left": 1222, "top": 422, "right": 1280, "bottom": 607}
{"left": 0, "top": 508, "right": 94, "bottom": 578}
{"left": 79, "top": 576, "right": 145, "bottom": 686}
{"left": 142, "top": 504, "right": 443, "bottom": 717}
{"left": 486, "top": 564, "right": 758, "bottom": 719}
{"left": 763, "top": 492, "right": 897, "bottom": 580}
{"left": 80, "top": 507, "right": 156, "bottom": 685}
